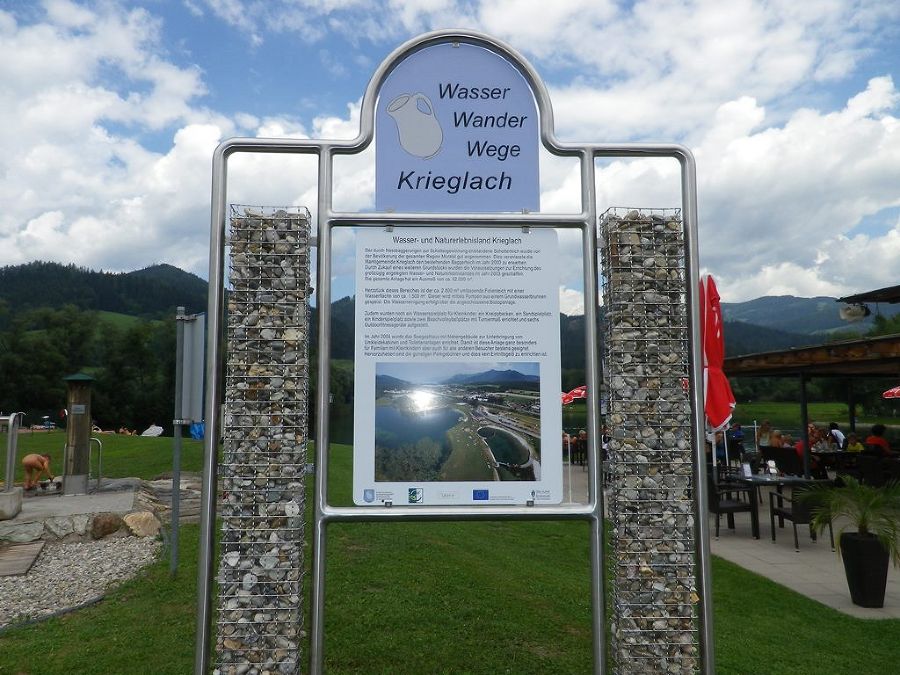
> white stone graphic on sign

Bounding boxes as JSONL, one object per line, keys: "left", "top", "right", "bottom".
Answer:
{"left": 387, "top": 93, "right": 443, "bottom": 158}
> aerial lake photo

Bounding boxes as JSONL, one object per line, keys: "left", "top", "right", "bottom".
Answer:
{"left": 373, "top": 361, "right": 542, "bottom": 482}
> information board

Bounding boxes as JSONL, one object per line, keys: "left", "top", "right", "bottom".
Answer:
{"left": 352, "top": 226, "right": 562, "bottom": 505}
{"left": 375, "top": 42, "right": 539, "bottom": 213}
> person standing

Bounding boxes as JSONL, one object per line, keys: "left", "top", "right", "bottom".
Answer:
{"left": 828, "top": 422, "right": 845, "bottom": 450}
{"left": 757, "top": 420, "right": 772, "bottom": 447}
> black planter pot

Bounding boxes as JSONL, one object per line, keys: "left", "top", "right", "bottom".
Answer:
{"left": 840, "top": 532, "right": 889, "bottom": 608}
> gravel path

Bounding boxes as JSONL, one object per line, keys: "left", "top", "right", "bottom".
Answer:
{"left": 0, "top": 537, "right": 161, "bottom": 630}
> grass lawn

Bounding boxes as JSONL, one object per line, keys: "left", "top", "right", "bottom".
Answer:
{"left": 734, "top": 402, "right": 900, "bottom": 440}
{"left": 1, "top": 439, "right": 899, "bottom": 673}
{"left": 11, "top": 430, "right": 204, "bottom": 482}
{"left": 442, "top": 415, "right": 494, "bottom": 481}
{"left": 562, "top": 400, "right": 587, "bottom": 433}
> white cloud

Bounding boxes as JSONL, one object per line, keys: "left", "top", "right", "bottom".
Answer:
{"left": 3, "top": 0, "right": 900, "bottom": 314}
{"left": 693, "top": 76, "right": 900, "bottom": 300}
{"left": 559, "top": 286, "right": 584, "bottom": 316}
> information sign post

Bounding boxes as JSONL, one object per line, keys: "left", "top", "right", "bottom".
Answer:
{"left": 195, "top": 29, "right": 713, "bottom": 675}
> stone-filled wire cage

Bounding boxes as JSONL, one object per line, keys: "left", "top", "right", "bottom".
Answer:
{"left": 599, "top": 208, "right": 699, "bottom": 673}
{"left": 215, "top": 206, "right": 311, "bottom": 675}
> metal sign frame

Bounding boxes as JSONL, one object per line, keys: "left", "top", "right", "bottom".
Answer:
{"left": 195, "top": 29, "right": 713, "bottom": 675}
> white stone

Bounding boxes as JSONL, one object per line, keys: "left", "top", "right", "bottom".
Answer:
{"left": 0, "top": 487, "right": 23, "bottom": 520}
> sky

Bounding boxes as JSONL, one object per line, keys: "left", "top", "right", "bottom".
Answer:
{"left": 1, "top": 0, "right": 900, "bottom": 313}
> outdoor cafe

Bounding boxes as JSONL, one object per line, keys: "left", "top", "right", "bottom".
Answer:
{"left": 701, "top": 283, "right": 900, "bottom": 615}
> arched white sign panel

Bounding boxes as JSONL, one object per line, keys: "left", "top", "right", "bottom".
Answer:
{"left": 375, "top": 41, "right": 540, "bottom": 213}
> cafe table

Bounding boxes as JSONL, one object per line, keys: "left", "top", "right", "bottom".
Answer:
{"left": 732, "top": 474, "right": 831, "bottom": 539}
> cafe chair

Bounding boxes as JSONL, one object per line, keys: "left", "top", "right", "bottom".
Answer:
{"left": 769, "top": 489, "right": 834, "bottom": 552}
{"left": 707, "top": 475, "right": 754, "bottom": 538}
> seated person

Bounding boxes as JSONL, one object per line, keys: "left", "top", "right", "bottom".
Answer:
{"left": 21, "top": 453, "right": 53, "bottom": 490}
{"left": 714, "top": 430, "right": 727, "bottom": 463}
{"left": 727, "top": 422, "right": 745, "bottom": 447}
{"left": 864, "top": 424, "right": 893, "bottom": 456}
{"left": 768, "top": 430, "right": 784, "bottom": 448}
{"left": 845, "top": 433, "right": 864, "bottom": 453}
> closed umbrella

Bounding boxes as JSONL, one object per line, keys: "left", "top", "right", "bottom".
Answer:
{"left": 700, "top": 275, "right": 736, "bottom": 465}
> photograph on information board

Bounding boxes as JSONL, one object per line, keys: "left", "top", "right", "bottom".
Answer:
{"left": 353, "top": 226, "right": 562, "bottom": 506}
{"left": 374, "top": 361, "right": 542, "bottom": 483}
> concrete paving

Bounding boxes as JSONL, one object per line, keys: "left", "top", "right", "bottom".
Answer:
{"left": 564, "top": 465, "right": 900, "bottom": 618}
{"left": 9, "top": 483, "right": 136, "bottom": 522}
{"left": 561, "top": 460, "right": 591, "bottom": 504}
{"left": 709, "top": 488, "right": 900, "bottom": 619}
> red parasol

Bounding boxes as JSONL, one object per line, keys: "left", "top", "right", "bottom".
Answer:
{"left": 700, "top": 275, "right": 735, "bottom": 431}
{"left": 561, "top": 385, "right": 587, "bottom": 406}
{"left": 883, "top": 385, "right": 900, "bottom": 399}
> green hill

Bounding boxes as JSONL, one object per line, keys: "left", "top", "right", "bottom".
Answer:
{"left": 0, "top": 261, "right": 206, "bottom": 320}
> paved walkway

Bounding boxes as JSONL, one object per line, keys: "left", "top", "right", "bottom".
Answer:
{"left": 14, "top": 484, "right": 136, "bottom": 521}
{"left": 565, "top": 466, "right": 899, "bottom": 618}
{"left": 709, "top": 488, "right": 900, "bottom": 619}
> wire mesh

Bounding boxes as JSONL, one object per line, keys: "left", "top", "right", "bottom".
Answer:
{"left": 600, "top": 208, "right": 699, "bottom": 673}
{"left": 215, "top": 206, "right": 311, "bottom": 675}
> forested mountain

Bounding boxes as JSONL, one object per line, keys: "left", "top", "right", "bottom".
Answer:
{"left": 0, "top": 261, "right": 206, "bottom": 321}
{"left": 721, "top": 295, "right": 900, "bottom": 335}
{"left": 444, "top": 369, "right": 539, "bottom": 385}
{"left": 3, "top": 261, "right": 897, "bottom": 433}
{"left": 722, "top": 321, "right": 818, "bottom": 357}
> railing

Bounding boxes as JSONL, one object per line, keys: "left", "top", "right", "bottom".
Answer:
{"left": 3, "top": 412, "right": 25, "bottom": 492}
{"left": 89, "top": 436, "right": 103, "bottom": 492}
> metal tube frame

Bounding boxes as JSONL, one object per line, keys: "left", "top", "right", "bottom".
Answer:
{"left": 4, "top": 412, "right": 24, "bottom": 492}
{"left": 89, "top": 436, "right": 102, "bottom": 492}
{"left": 172, "top": 306, "right": 186, "bottom": 577}
{"left": 194, "top": 29, "right": 713, "bottom": 675}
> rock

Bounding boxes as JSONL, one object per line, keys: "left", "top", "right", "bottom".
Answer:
{"left": 44, "top": 516, "right": 75, "bottom": 539}
{"left": 72, "top": 514, "right": 90, "bottom": 536}
{"left": 601, "top": 208, "right": 697, "bottom": 669}
{"left": 0, "top": 537, "right": 160, "bottom": 628}
{"left": 90, "top": 512, "right": 124, "bottom": 539}
{"left": 216, "top": 207, "right": 310, "bottom": 669}
{"left": 123, "top": 511, "right": 161, "bottom": 537}
{"left": 0, "top": 520, "right": 44, "bottom": 543}
{"left": 0, "top": 487, "right": 23, "bottom": 520}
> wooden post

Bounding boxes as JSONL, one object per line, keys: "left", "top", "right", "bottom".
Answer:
{"left": 63, "top": 373, "right": 94, "bottom": 495}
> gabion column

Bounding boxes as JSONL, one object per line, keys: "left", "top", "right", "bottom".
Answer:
{"left": 600, "top": 208, "right": 698, "bottom": 673}
{"left": 215, "top": 206, "right": 311, "bottom": 675}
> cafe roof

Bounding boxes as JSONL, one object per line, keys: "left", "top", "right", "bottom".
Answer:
{"left": 723, "top": 333, "right": 900, "bottom": 378}
{"left": 837, "top": 284, "right": 900, "bottom": 305}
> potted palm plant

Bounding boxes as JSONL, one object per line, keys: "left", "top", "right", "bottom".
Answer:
{"left": 802, "top": 476, "right": 900, "bottom": 608}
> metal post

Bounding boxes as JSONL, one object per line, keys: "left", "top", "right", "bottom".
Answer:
{"left": 89, "top": 437, "right": 103, "bottom": 492}
{"left": 4, "top": 413, "right": 23, "bottom": 492}
{"left": 679, "top": 148, "right": 716, "bottom": 675}
{"left": 310, "top": 147, "right": 335, "bottom": 675}
{"left": 800, "top": 374, "right": 810, "bottom": 477}
{"left": 195, "top": 145, "right": 228, "bottom": 675}
{"left": 579, "top": 150, "right": 605, "bottom": 675}
{"left": 172, "top": 306, "right": 186, "bottom": 577}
